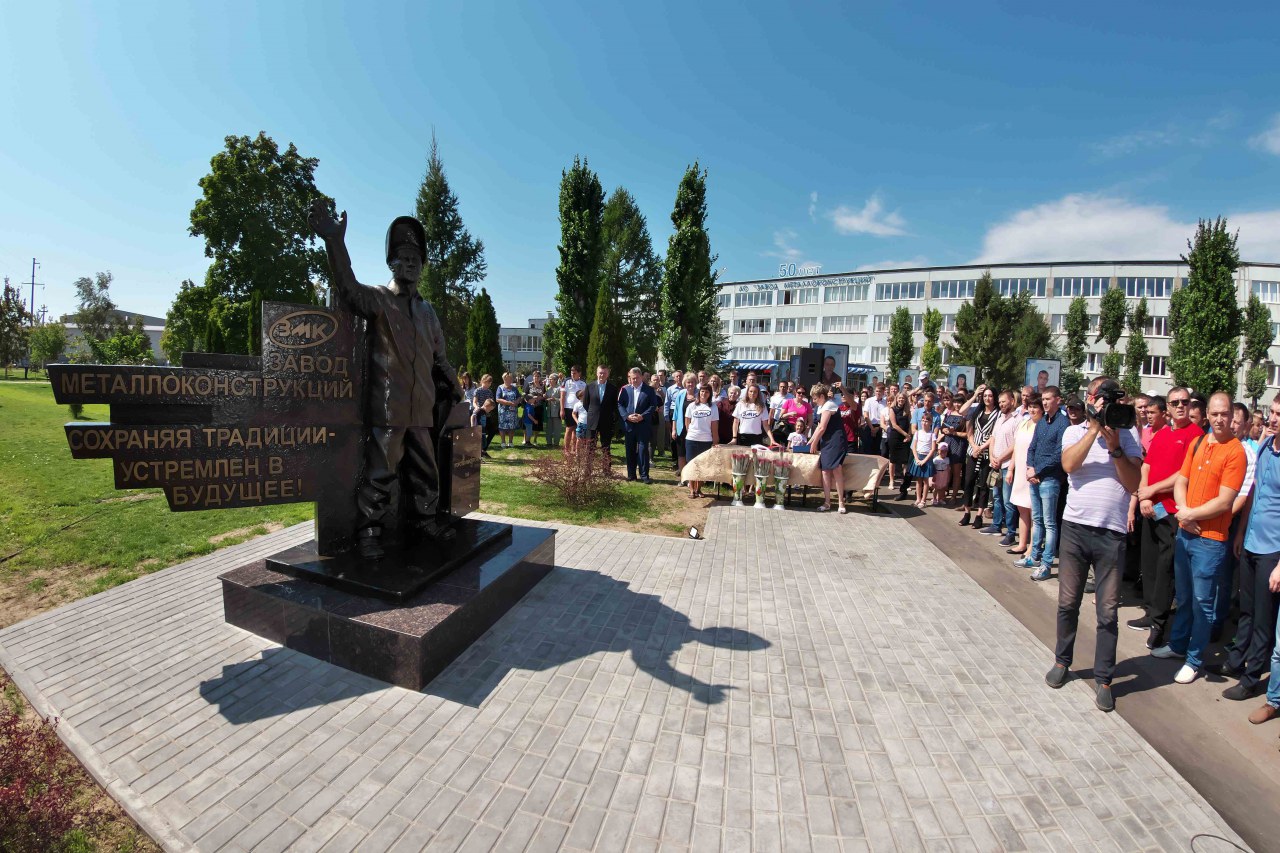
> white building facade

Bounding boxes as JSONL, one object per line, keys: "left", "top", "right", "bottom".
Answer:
{"left": 499, "top": 313, "right": 551, "bottom": 376}
{"left": 717, "top": 261, "right": 1280, "bottom": 399}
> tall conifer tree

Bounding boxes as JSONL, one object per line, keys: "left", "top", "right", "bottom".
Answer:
{"left": 548, "top": 157, "right": 605, "bottom": 374}
{"left": 415, "top": 133, "right": 487, "bottom": 366}
{"left": 466, "top": 287, "right": 504, "bottom": 382}
{"left": 660, "top": 163, "right": 720, "bottom": 371}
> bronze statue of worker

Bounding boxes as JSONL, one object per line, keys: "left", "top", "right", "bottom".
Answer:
{"left": 308, "top": 200, "right": 464, "bottom": 560}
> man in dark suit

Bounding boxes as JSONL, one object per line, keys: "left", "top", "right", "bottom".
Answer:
{"left": 617, "top": 367, "right": 658, "bottom": 482}
{"left": 583, "top": 364, "right": 620, "bottom": 452}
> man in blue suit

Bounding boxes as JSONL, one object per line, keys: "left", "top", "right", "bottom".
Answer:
{"left": 618, "top": 367, "right": 658, "bottom": 483}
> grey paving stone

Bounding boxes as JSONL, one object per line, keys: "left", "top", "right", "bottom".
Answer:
{"left": 0, "top": 512, "right": 1252, "bottom": 852}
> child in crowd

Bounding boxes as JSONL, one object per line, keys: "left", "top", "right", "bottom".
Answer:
{"left": 571, "top": 397, "right": 589, "bottom": 442}
{"left": 909, "top": 410, "right": 938, "bottom": 508}
{"left": 931, "top": 441, "right": 950, "bottom": 506}
{"left": 787, "top": 418, "right": 810, "bottom": 453}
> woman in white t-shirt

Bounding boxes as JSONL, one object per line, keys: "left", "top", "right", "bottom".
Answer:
{"left": 683, "top": 384, "right": 720, "bottom": 498}
{"left": 731, "top": 383, "right": 775, "bottom": 448}
{"left": 560, "top": 365, "right": 586, "bottom": 453}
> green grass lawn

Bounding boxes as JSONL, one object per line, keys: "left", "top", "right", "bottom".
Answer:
{"left": 0, "top": 380, "right": 689, "bottom": 623}
{"left": 0, "top": 380, "right": 313, "bottom": 620}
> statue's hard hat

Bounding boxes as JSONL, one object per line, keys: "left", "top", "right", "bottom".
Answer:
{"left": 385, "top": 216, "right": 426, "bottom": 264}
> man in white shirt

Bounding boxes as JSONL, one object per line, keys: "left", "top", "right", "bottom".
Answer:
{"left": 1045, "top": 378, "right": 1143, "bottom": 712}
{"left": 862, "top": 383, "right": 887, "bottom": 455}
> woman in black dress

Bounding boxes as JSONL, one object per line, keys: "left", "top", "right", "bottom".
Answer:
{"left": 807, "top": 383, "right": 848, "bottom": 513}
{"left": 884, "top": 391, "right": 912, "bottom": 499}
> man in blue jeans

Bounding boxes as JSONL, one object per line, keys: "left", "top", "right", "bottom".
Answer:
{"left": 1020, "top": 385, "right": 1069, "bottom": 580}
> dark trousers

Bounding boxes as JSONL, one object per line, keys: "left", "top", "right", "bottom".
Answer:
{"left": 590, "top": 428, "right": 613, "bottom": 454}
{"left": 962, "top": 456, "right": 989, "bottom": 510}
{"left": 1055, "top": 520, "right": 1125, "bottom": 684}
{"left": 859, "top": 424, "right": 878, "bottom": 455}
{"left": 1125, "top": 514, "right": 1144, "bottom": 584}
{"left": 359, "top": 426, "right": 440, "bottom": 528}
{"left": 624, "top": 429, "right": 651, "bottom": 480}
{"left": 1227, "top": 550, "right": 1280, "bottom": 690}
{"left": 1141, "top": 514, "right": 1177, "bottom": 643}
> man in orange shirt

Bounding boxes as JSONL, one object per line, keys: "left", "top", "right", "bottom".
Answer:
{"left": 1152, "top": 392, "right": 1247, "bottom": 683}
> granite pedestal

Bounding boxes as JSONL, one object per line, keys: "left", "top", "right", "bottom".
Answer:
{"left": 219, "top": 524, "right": 555, "bottom": 690}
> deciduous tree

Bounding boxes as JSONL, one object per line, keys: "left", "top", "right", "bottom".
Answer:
{"left": 888, "top": 306, "right": 915, "bottom": 377}
{"left": 602, "top": 187, "right": 662, "bottom": 369}
{"left": 920, "top": 308, "right": 943, "bottom": 376}
{"left": 661, "top": 163, "right": 720, "bottom": 371}
{"left": 952, "top": 272, "right": 999, "bottom": 383}
{"left": 1170, "top": 217, "right": 1242, "bottom": 394}
{"left": 548, "top": 157, "right": 605, "bottom": 374}
{"left": 1061, "top": 296, "right": 1089, "bottom": 394}
{"left": 71, "top": 271, "right": 123, "bottom": 351}
{"left": 28, "top": 321, "right": 67, "bottom": 370}
{"left": 1097, "top": 286, "right": 1127, "bottom": 381}
{"left": 0, "top": 279, "right": 30, "bottom": 377}
{"left": 1242, "top": 292, "right": 1274, "bottom": 409}
{"left": 160, "top": 278, "right": 213, "bottom": 365}
{"left": 465, "top": 288, "right": 504, "bottom": 383}
{"left": 189, "top": 132, "right": 331, "bottom": 355}
{"left": 1124, "top": 297, "right": 1149, "bottom": 397}
{"left": 415, "top": 133, "right": 486, "bottom": 367}
{"left": 93, "top": 317, "right": 155, "bottom": 365}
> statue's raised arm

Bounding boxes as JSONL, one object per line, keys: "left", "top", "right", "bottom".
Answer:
{"left": 309, "top": 199, "right": 376, "bottom": 316}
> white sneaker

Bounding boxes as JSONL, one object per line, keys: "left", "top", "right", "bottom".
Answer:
{"left": 1150, "top": 645, "right": 1185, "bottom": 660}
{"left": 1174, "top": 664, "right": 1199, "bottom": 684}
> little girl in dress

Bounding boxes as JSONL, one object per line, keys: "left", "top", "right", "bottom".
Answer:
{"left": 908, "top": 411, "right": 938, "bottom": 508}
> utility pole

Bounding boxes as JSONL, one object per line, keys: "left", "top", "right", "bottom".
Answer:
{"left": 25, "top": 258, "right": 44, "bottom": 379}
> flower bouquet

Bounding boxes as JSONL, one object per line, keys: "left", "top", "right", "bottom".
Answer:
{"left": 730, "top": 450, "right": 755, "bottom": 506}
{"left": 753, "top": 450, "right": 774, "bottom": 508}
{"left": 771, "top": 450, "right": 793, "bottom": 510}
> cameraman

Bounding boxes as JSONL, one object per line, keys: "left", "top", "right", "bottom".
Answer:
{"left": 1044, "top": 378, "right": 1142, "bottom": 712}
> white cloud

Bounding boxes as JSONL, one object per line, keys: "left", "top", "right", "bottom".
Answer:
{"left": 764, "top": 228, "right": 803, "bottom": 260}
{"left": 1091, "top": 111, "right": 1235, "bottom": 158}
{"left": 855, "top": 256, "right": 929, "bottom": 272}
{"left": 1249, "top": 113, "right": 1280, "bottom": 155}
{"left": 829, "top": 194, "right": 907, "bottom": 237}
{"left": 974, "top": 193, "right": 1280, "bottom": 263}
{"left": 808, "top": 191, "right": 818, "bottom": 222}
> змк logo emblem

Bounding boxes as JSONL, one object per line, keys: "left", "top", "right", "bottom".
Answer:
{"left": 268, "top": 310, "right": 337, "bottom": 349}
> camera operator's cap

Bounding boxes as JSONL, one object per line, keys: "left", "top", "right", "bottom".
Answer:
{"left": 920, "top": 370, "right": 930, "bottom": 379}
{"left": 385, "top": 216, "right": 426, "bottom": 264}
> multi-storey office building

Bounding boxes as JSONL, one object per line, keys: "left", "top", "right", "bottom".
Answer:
{"left": 717, "top": 261, "right": 1280, "bottom": 400}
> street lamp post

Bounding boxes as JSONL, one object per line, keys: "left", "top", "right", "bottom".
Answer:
{"left": 26, "top": 258, "right": 44, "bottom": 379}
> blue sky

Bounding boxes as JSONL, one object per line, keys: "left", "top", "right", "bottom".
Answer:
{"left": 3, "top": 1, "right": 1280, "bottom": 328}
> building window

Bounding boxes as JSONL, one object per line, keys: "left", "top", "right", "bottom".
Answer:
{"left": 872, "top": 314, "right": 892, "bottom": 333}
{"left": 1121, "top": 277, "right": 1173, "bottom": 298}
{"left": 734, "top": 290, "right": 774, "bottom": 308}
{"left": 993, "top": 278, "right": 1047, "bottom": 297}
{"left": 733, "top": 318, "right": 771, "bottom": 334}
{"left": 874, "top": 281, "right": 926, "bottom": 301}
{"left": 941, "top": 314, "right": 956, "bottom": 332}
{"left": 847, "top": 347, "right": 867, "bottom": 363}
{"left": 1051, "top": 314, "right": 1066, "bottom": 333}
{"left": 1270, "top": 363, "right": 1280, "bottom": 387}
{"left": 1253, "top": 281, "right": 1280, "bottom": 304}
{"left": 776, "top": 346, "right": 802, "bottom": 361}
{"left": 823, "top": 284, "right": 869, "bottom": 303}
{"left": 873, "top": 313, "right": 921, "bottom": 332}
{"left": 870, "top": 346, "right": 889, "bottom": 364}
{"left": 1088, "top": 314, "right": 1100, "bottom": 334}
{"left": 780, "top": 286, "right": 819, "bottom": 305}
{"left": 931, "top": 279, "right": 977, "bottom": 300}
{"left": 775, "top": 316, "right": 817, "bottom": 334}
{"left": 1085, "top": 353, "right": 1103, "bottom": 373}
{"left": 719, "top": 319, "right": 730, "bottom": 334}
{"left": 732, "top": 346, "right": 775, "bottom": 360}
{"left": 1144, "top": 315, "right": 1169, "bottom": 337}
{"left": 715, "top": 293, "right": 731, "bottom": 309}
{"left": 822, "top": 315, "right": 866, "bottom": 333}
{"left": 1055, "top": 276, "right": 1109, "bottom": 297}
{"left": 1142, "top": 355, "right": 1168, "bottom": 377}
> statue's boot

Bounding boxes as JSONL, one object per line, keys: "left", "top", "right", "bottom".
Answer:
{"left": 415, "top": 516, "right": 457, "bottom": 544}
{"left": 358, "top": 528, "right": 385, "bottom": 561}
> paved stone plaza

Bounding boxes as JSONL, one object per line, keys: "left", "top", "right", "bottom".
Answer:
{"left": 0, "top": 508, "right": 1249, "bottom": 852}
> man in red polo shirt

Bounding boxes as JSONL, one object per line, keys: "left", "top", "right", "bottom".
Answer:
{"left": 1130, "top": 386, "right": 1201, "bottom": 649}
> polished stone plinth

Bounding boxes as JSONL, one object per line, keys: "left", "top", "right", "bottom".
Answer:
{"left": 264, "top": 518, "right": 512, "bottom": 602}
{"left": 219, "top": 524, "right": 554, "bottom": 689}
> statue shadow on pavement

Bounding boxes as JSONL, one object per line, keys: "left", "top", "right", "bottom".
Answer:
{"left": 199, "top": 566, "right": 770, "bottom": 723}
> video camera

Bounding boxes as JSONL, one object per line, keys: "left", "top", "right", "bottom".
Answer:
{"left": 1085, "top": 379, "right": 1137, "bottom": 430}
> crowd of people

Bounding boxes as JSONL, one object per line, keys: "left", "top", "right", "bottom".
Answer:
{"left": 461, "top": 360, "right": 1280, "bottom": 725}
